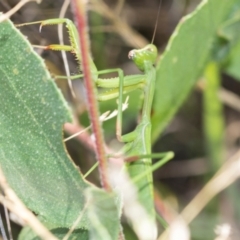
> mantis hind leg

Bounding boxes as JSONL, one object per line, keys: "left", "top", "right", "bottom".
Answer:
{"left": 83, "top": 151, "right": 174, "bottom": 180}
{"left": 127, "top": 151, "right": 174, "bottom": 184}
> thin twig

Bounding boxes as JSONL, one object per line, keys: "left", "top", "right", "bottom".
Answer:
{"left": 62, "top": 202, "right": 89, "bottom": 240}
{"left": 0, "top": 0, "right": 41, "bottom": 22}
{"left": 3, "top": 201, "right": 13, "bottom": 240}
{"left": 158, "top": 150, "right": 240, "bottom": 240}
{"left": 89, "top": 0, "right": 148, "bottom": 48}
{"left": 58, "top": 0, "right": 76, "bottom": 98}
{"left": 0, "top": 213, "right": 8, "bottom": 240}
{"left": 181, "top": 150, "right": 240, "bottom": 224}
{"left": 114, "top": 0, "right": 125, "bottom": 15}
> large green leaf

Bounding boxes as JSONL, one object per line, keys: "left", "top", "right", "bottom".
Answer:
{"left": 152, "top": 0, "right": 240, "bottom": 141}
{"left": 19, "top": 188, "right": 120, "bottom": 240}
{"left": 0, "top": 18, "right": 90, "bottom": 228}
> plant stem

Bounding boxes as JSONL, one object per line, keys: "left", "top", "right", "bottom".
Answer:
{"left": 71, "top": 0, "right": 111, "bottom": 192}
{"left": 203, "top": 61, "right": 225, "bottom": 170}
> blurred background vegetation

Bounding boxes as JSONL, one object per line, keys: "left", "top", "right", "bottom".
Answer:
{"left": 1, "top": 0, "right": 240, "bottom": 239}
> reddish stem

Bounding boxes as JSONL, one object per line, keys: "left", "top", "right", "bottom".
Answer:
{"left": 71, "top": 0, "right": 111, "bottom": 192}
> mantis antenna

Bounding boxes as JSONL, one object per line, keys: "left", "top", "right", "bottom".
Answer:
{"left": 151, "top": 0, "right": 163, "bottom": 44}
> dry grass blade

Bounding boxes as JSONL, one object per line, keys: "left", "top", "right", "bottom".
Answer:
{"left": 89, "top": 0, "right": 148, "bottom": 48}
{"left": 159, "top": 150, "right": 240, "bottom": 239}
{"left": 0, "top": 0, "right": 41, "bottom": 22}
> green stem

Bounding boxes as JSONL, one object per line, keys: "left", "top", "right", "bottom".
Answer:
{"left": 203, "top": 61, "right": 225, "bottom": 171}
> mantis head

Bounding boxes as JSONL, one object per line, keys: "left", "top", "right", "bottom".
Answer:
{"left": 128, "top": 44, "right": 158, "bottom": 72}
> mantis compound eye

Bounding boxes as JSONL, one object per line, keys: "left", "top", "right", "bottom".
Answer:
{"left": 128, "top": 50, "right": 135, "bottom": 60}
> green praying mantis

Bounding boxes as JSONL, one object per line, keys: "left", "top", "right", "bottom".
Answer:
{"left": 17, "top": 9, "right": 174, "bottom": 228}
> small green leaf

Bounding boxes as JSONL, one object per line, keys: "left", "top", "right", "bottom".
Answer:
{"left": 224, "top": 36, "right": 240, "bottom": 80}
{"left": 218, "top": 8, "right": 240, "bottom": 43}
{"left": 85, "top": 188, "right": 120, "bottom": 240}
{"left": 218, "top": 7, "right": 240, "bottom": 77}
{"left": 0, "top": 18, "right": 90, "bottom": 228}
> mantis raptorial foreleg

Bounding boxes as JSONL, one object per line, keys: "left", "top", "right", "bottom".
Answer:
{"left": 17, "top": 17, "right": 174, "bottom": 226}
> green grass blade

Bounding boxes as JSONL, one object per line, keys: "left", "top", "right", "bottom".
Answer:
{"left": 203, "top": 62, "right": 225, "bottom": 169}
